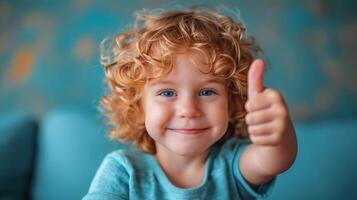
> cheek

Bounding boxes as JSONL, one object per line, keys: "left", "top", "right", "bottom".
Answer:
{"left": 217, "top": 110, "right": 230, "bottom": 130}
{"left": 144, "top": 101, "right": 173, "bottom": 132}
{"left": 206, "top": 99, "right": 230, "bottom": 126}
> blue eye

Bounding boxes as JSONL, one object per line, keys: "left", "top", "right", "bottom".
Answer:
{"left": 159, "top": 90, "right": 177, "bottom": 97}
{"left": 199, "top": 89, "right": 216, "bottom": 96}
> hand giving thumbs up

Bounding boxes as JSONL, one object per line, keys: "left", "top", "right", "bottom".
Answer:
{"left": 245, "top": 59, "right": 293, "bottom": 146}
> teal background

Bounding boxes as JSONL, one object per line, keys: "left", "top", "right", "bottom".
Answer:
{"left": 0, "top": 1, "right": 357, "bottom": 199}
{"left": 1, "top": 0, "right": 357, "bottom": 121}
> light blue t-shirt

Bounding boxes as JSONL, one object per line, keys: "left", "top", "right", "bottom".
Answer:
{"left": 83, "top": 138, "right": 275, "bottom": 200}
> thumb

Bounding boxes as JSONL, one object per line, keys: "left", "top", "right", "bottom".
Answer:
{"left": 248, "top": 59, "right": 265, "bottom": 99}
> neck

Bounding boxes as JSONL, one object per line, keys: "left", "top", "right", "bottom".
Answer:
{"left": 155, "top": 146, "right": 209, "bottom": 188}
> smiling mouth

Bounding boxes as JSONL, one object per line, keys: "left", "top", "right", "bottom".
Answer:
{"left": 167, "top": 128, "right": 209, "bottom": 135}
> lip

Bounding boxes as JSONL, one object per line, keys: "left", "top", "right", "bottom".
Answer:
{"left": 167, "top": 128, "right": 209, "bottom": 135}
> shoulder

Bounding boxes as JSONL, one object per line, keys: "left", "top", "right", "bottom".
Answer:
{"left": 102, "top": 147, "right": 152, "bottom": 173}
{"left": 84, "top": 148, "right": 152, "bottom": 198}
{"left": 90, "top": 149, "right": 134, "bottom": 185}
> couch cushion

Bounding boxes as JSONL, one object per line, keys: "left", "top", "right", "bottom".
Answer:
{"left": 32, "top": 108, "right": 124, "bottom": 200}
{"left": 267, "top": 118, "right": 357, "bottom": 200}
{"left": 0, "top": 112, "right": 37, "bottom": 200}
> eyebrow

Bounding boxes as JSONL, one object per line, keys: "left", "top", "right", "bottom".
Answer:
{"left": 147, "top": 80, "right": 174, "bottom": 87}
{"left": 201, "top": 78, "right": 226, "bottom": 85}
{"left": 147, "top": 78, "right": 226, "bottom": 87}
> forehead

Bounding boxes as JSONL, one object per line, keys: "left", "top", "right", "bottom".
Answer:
{"left": 147, "top": 50, "right": 226, "bottom": 85}
{"left": 148, "top": 47, "right": 211, "bottom": 73}
{"left": 175, "top": 50, "right": 210, "bottom": 71}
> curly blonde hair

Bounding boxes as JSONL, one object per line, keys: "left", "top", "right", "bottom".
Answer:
{"left": 100, "top": 7, "right": 262, "bottom": 154}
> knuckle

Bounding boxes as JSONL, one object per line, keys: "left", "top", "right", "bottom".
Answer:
{"left": 251, "top": 135, "right": 263, "bottom": 145}
{"left": 267, "top": 89, "right": 282, "bottom": 101}
{"left": 255, "top": 140, "right": 264, "bottom": 145}
{"left": 249, "top": 134, "right": 256, "bottom": 143}
{"left": 245, "top": 101, "right": 251, "bottom": 111}
{"left": 276, "top": 107, "right": 288, "bottom": 118}
{"left": 263, "top": 88, "right": 272, "bottom": 93}
{"left": 281, "top": 109, "right": 288, "bottom": 119}
{"left": 271, "top": 133, "right": 282, "bottom": 144}
{"left": 271, "top": 103, "right": 287, "bottom": 117}
{"left": 245, "top": 114, "right": 251, "bottom": 124}
{"left": 273, "top": 120, "right": 285, "bottom": 132}
{"left": 248, "top": 126, "right": 256, "bottom": 134}
{"left": 248, "top": 126, "right": 254, "bottom": 134}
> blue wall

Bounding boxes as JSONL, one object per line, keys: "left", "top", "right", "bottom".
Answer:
{"left": 1, "top": 0, "right": 356, "bottom": 122}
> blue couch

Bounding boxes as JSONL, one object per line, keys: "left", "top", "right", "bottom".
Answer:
{"left": 1, "top": 108, "right": 357, "bottom": 200}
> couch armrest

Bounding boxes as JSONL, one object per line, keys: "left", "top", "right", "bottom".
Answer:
{"left": 31, "top": 108, "right": 123, "bottom": 200}
{"left": 0, "top": 112, "right": 38, "bottom": 200}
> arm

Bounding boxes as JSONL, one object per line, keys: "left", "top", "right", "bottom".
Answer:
{"left": 239, "top": 59, "right": 297, "bottom": 186}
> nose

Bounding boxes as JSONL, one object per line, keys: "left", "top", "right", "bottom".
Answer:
{"left": 176, "top": 96, "right": 202, "bottom": 119}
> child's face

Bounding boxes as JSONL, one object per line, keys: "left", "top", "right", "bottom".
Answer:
{"left": 142, "top": 51, "right": 230, "bottom": 157}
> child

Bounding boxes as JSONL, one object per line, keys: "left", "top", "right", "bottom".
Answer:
{"left": 83, "top": 7, "right": 297, "bottom": 200}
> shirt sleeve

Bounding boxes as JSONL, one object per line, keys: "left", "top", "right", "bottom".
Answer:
{"left": 82, "top": 152, "right": 129, "bottom": 200}
{"left": 233, "top": 141, "right": 276, "bottom": 199}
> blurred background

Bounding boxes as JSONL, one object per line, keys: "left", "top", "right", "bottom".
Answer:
{"left": 1, "top": 0, "right": 357, "bottom": 122}
{"left": 1, "top": 1, "right": 357, "bottom": 200}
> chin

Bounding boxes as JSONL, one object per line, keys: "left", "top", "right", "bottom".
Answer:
{"left": 170, "top": 143, "right": 210, "bottom": 157}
